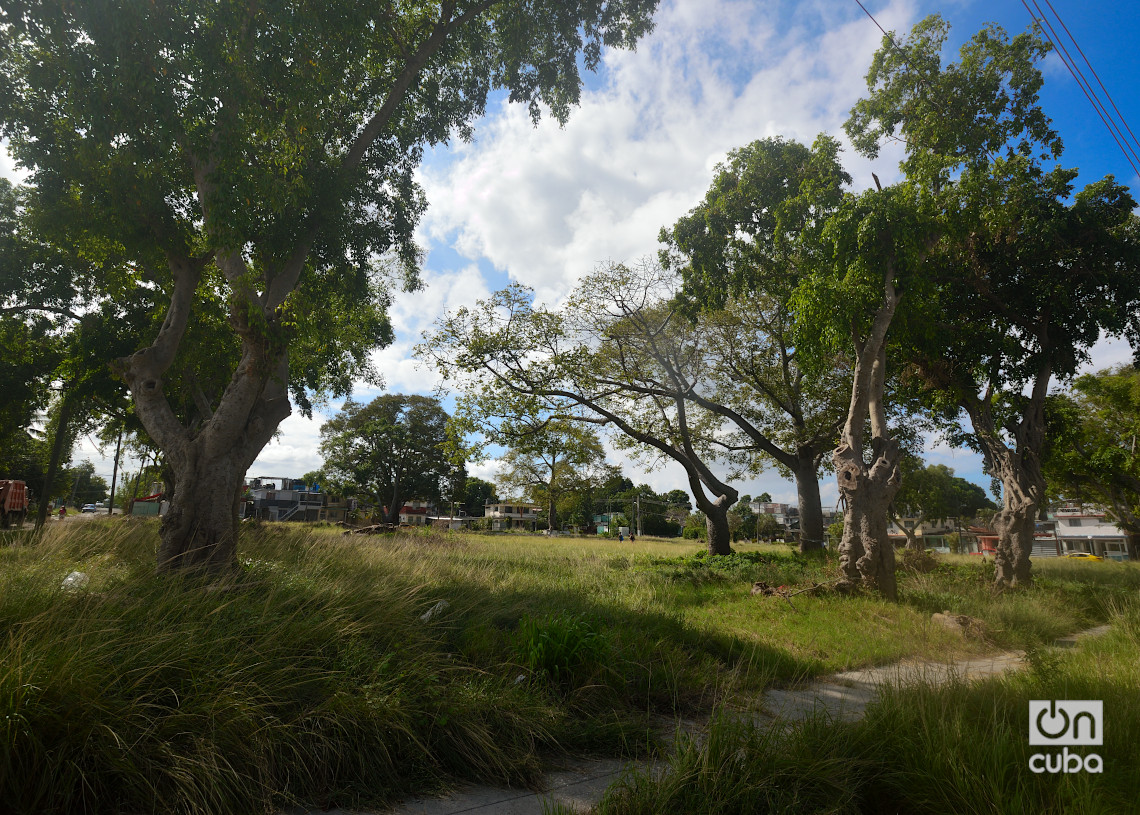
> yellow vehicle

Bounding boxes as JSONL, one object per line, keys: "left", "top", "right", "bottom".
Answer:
{"left": 1064, "top": 552, "right": 1104, "bottom": 561}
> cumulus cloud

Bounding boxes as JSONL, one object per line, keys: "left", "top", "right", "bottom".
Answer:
{"left": 418, "top": 0, "right": 914, "bottom": 305}
{"left": 367, "top": 263, "right": 493, "bottom": 395}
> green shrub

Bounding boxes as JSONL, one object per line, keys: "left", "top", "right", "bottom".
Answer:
{"left": 514, "top": 612, "right": 609, "bottom": 689}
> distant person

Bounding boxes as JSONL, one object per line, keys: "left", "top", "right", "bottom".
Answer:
{"left": 58, "top": 505, "right": 66, "bottom": 520}
{"left": 630, "top": 532, "right": 636, "bottom": 542}
{"left": 618, "top": 531, "right": 624, "bottom": 543}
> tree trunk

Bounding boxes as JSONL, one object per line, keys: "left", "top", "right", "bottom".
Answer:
{"left": 832, "top": 252, "right": 902, "bottom": 599}
{"left": 704, "top": 501, "right": 732, "bottom": 556}
{"left": 36, "top": 391, "right": 75, "bottom": 529}
{"left": 385, "top": 478, "right": 403, "bottom": 525}
{"left": 794, "top": 456, "right": 825, "bottom": 553}
{"left": 1126, "top": 530, "right": 1139, "bottom": 563}
{"left": 992, "top": 503, "right": 1035, "bottom": 586}
{"left": 902, "top": 523, "right": 921, "bottom": 552}
{"left": 107, "top": 425, "right": 123, "bottom": 516}
{"left": 835, "top": 440, "right": 900, "bottom": 600}
{"left": 548, "top": 494, "right": 556, "bottom": 533}
{"left": 124, "top": 339, "right": 292, "bottom": 572}
{"left": 157, "top": 448, "right": 245, "bottom": 571}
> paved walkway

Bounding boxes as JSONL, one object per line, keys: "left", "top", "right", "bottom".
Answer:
{"left": 299, "top": 625, "right": 1109, "bottom": 815}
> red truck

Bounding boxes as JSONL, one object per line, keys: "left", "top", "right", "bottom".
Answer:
{"left": 0, "top": 480, "right": 29, "bottom": 528}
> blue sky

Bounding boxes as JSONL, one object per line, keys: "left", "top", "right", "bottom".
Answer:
{"left": 40, "top": 0, "right": 1139, "bottom": 507}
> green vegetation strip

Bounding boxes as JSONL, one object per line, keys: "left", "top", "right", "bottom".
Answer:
{"left": 2, "top": 522, "right": 1137, "bottom": 814}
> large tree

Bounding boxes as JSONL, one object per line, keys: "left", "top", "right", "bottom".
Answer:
{"left": 420, "top": 278, "right": 742, "bottom": 555}
{"left": 319, "top": 394, "right": 456, "bottom": 525}
{"left": 0, "top": 0, "right": 659, "bottom": 571}
{"left": 848, "top": 16, "right": 1140, "bottom": 587}
{"left": 661, "top": 136, "right": 852, "bottom": 552}
{"left": 495, "top": 419, "right": 606, "bottom": 532}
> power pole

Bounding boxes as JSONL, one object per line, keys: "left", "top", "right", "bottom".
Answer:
{"left": 107, "top": 425, "right": 123, "bottom": 516}
{"left": 636, "top": 493, "right": 643, "bottom": 538}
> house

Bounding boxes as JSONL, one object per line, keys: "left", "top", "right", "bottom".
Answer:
{"left": 398, "top": 499, "right": 433, "bottom": 526}
{"left": 319, "top": 495, "right": 353, "bottom": 523}
{"left": 593, "top": 512, "right": 621, "bottom": 534}
{"left": 485, "top": 501, "right": 541, "bottom": 531}
{"left": 1051, "top": 504, "right": 1132, "bottom": 561}
{"left": 886, "top": 517, "right": 957, "bottom": 549}
{"left": 245, "top": 477, "right": 325, "bottom": 521}
{"left": 750, "top": 501, "right": 800, "bottom": 529}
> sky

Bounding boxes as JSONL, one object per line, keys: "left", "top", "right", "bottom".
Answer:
{"left": 21, "top": 0, "right": 1140, "bottom": 510}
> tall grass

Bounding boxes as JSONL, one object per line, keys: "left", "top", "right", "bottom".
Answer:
{"left": 596, "top": 603, "right": 1140, "bottom": 814}
{"left": 3, "top": 521, "right": 1136, "bottom": 813}
{"left": 0, "top": 522, "right": 559, "bottom": 814}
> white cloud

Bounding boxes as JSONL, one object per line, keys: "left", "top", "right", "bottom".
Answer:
{"left": 419, "top": 0, "right": 914, "bottom": 305}
{"left": 367, "top": 264, "right": 493, "bottom": 395}
{"left": 0, "top": 140, "right": 29, "bottom": 185}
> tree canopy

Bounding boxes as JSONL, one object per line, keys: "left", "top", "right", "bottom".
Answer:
{"left": 848, "top": 16, "right": 1140, "bottom": 586}
{"left": 318, "top": 394, "right": 456, "bottom": 525}
{"left": 0, "top": 0, "right": 660, "bottom": 570}
{"left": 1044, "top": 366, "right": 1140, "bottom": 559}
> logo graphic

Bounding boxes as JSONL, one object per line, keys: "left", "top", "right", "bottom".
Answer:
{"left": 1029, "top": 700, "right": 1103, "bottom": 774}
{"left": 1029, "top": 700, "right": 1103, "bottom": 746}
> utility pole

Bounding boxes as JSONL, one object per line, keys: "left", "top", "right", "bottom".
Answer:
{"left": 107, "top": 425, "right": 123, "bottom": 516}
{"left": 635, "top": 493, "right": 642, "bottom": 538}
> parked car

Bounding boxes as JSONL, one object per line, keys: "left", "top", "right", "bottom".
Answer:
{"left": 81, "top": 503, "right": 97, "bottom": 513}
{"left": 1064, "top": 552, "right": 1103, "bottom": 561}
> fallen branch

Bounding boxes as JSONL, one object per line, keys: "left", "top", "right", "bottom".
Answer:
{"left": 751, "top": 577, "right": 847, "bottom": 613}
{"left": 340, "top": 523, "right": 398, "bottom": 536}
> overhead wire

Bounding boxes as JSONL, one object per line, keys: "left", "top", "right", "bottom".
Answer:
{"left": 1021, "top": 0, "right": 1140, "bottom": 179}
{"left": 1042, "top": 0, "right": 1140, "bottom": 157}
{"left": 853, "top": 0, "right": 1140, "bottom": 181}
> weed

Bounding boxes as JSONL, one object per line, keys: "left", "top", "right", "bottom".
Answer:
{"left": 515, "top": 612, "right": 610, "bottom": 689}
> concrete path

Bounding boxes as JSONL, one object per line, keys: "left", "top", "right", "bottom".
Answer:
{"left": 759, "top": 650, "right": 1028, "bottom": 723}
{"left": 304, "top": 624, "right": 1111, "bottom": 815}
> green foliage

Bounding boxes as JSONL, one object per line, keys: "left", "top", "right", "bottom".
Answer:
{"left": 3, "top": 522, "right": 1137, "bottom": 811}
{"left": 0, "top": 522, "right": 557, "bottom": 813}
{"left": 755, "top": 513, "right": 783, "bottom": 541}
{"left": 681, "top": 513, "right": 706, "bottom": 540}
{"left": 63, "top": 460, "right": 108, "bottom": 506}
{"left": 0, "top": 0, "right": 662, "bottom": 544}
{"left": 514, "top": 613, "right": 609, "bottom": 689}
{"left": 463, "top": 476, "right": 498, "bottom": 517}
{"left": 1044, "top": 366, "right": 1140, "bottom": 538}
{"left": 892, "top": 454, "right": 996, "bottom": 530}
{"left": 846, "top": 15, "right": 1061, "bottom": 185}
{"left": 495, "top": 419, "right": 607, "bottom": 530}
{"left": 663, "top": 135, "right": 849, "bottom": 308}
{"left": 319, "top": 394, "right": 458, "bottom": 522}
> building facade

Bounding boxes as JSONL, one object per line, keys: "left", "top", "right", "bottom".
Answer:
{"left": 485, "top": 501, "right": 541, "bottom": 531}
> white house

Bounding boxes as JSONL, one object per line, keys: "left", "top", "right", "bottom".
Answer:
{"left": 485, "top": 501, "right": 541, "bottom": 531}
{"left": 1051, "top": 504, "right": 1131, "bottom": 561}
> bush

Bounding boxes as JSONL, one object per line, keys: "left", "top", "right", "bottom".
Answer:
{"left": 514, "top": 612, "right": 609, "bottom": 689}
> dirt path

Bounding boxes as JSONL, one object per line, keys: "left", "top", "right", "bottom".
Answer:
{"left": 295, "top": 625, "right": 1110, "bottom": 815}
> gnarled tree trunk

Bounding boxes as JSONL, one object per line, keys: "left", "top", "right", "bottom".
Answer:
{"left": 118, "top": 254, "right": 293, "bottom": 573}
{"left": 836, "top": 438, "right": 901, "bottom": 600}
{"left": 158, "top": 448, "right": 245, "bottom": 570}
{"left": 834, "top": 262, "right": 902, "bottom": 600}
{"left": 966, "top": 358, "right": 1050, "bottom": 589}
{"left": 703, "top": 496, "right": 733, "bottom": 556}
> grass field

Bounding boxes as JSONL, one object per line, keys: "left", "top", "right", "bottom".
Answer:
{"left": 2, "top": 520, "right": 1137, "bottom": 814}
